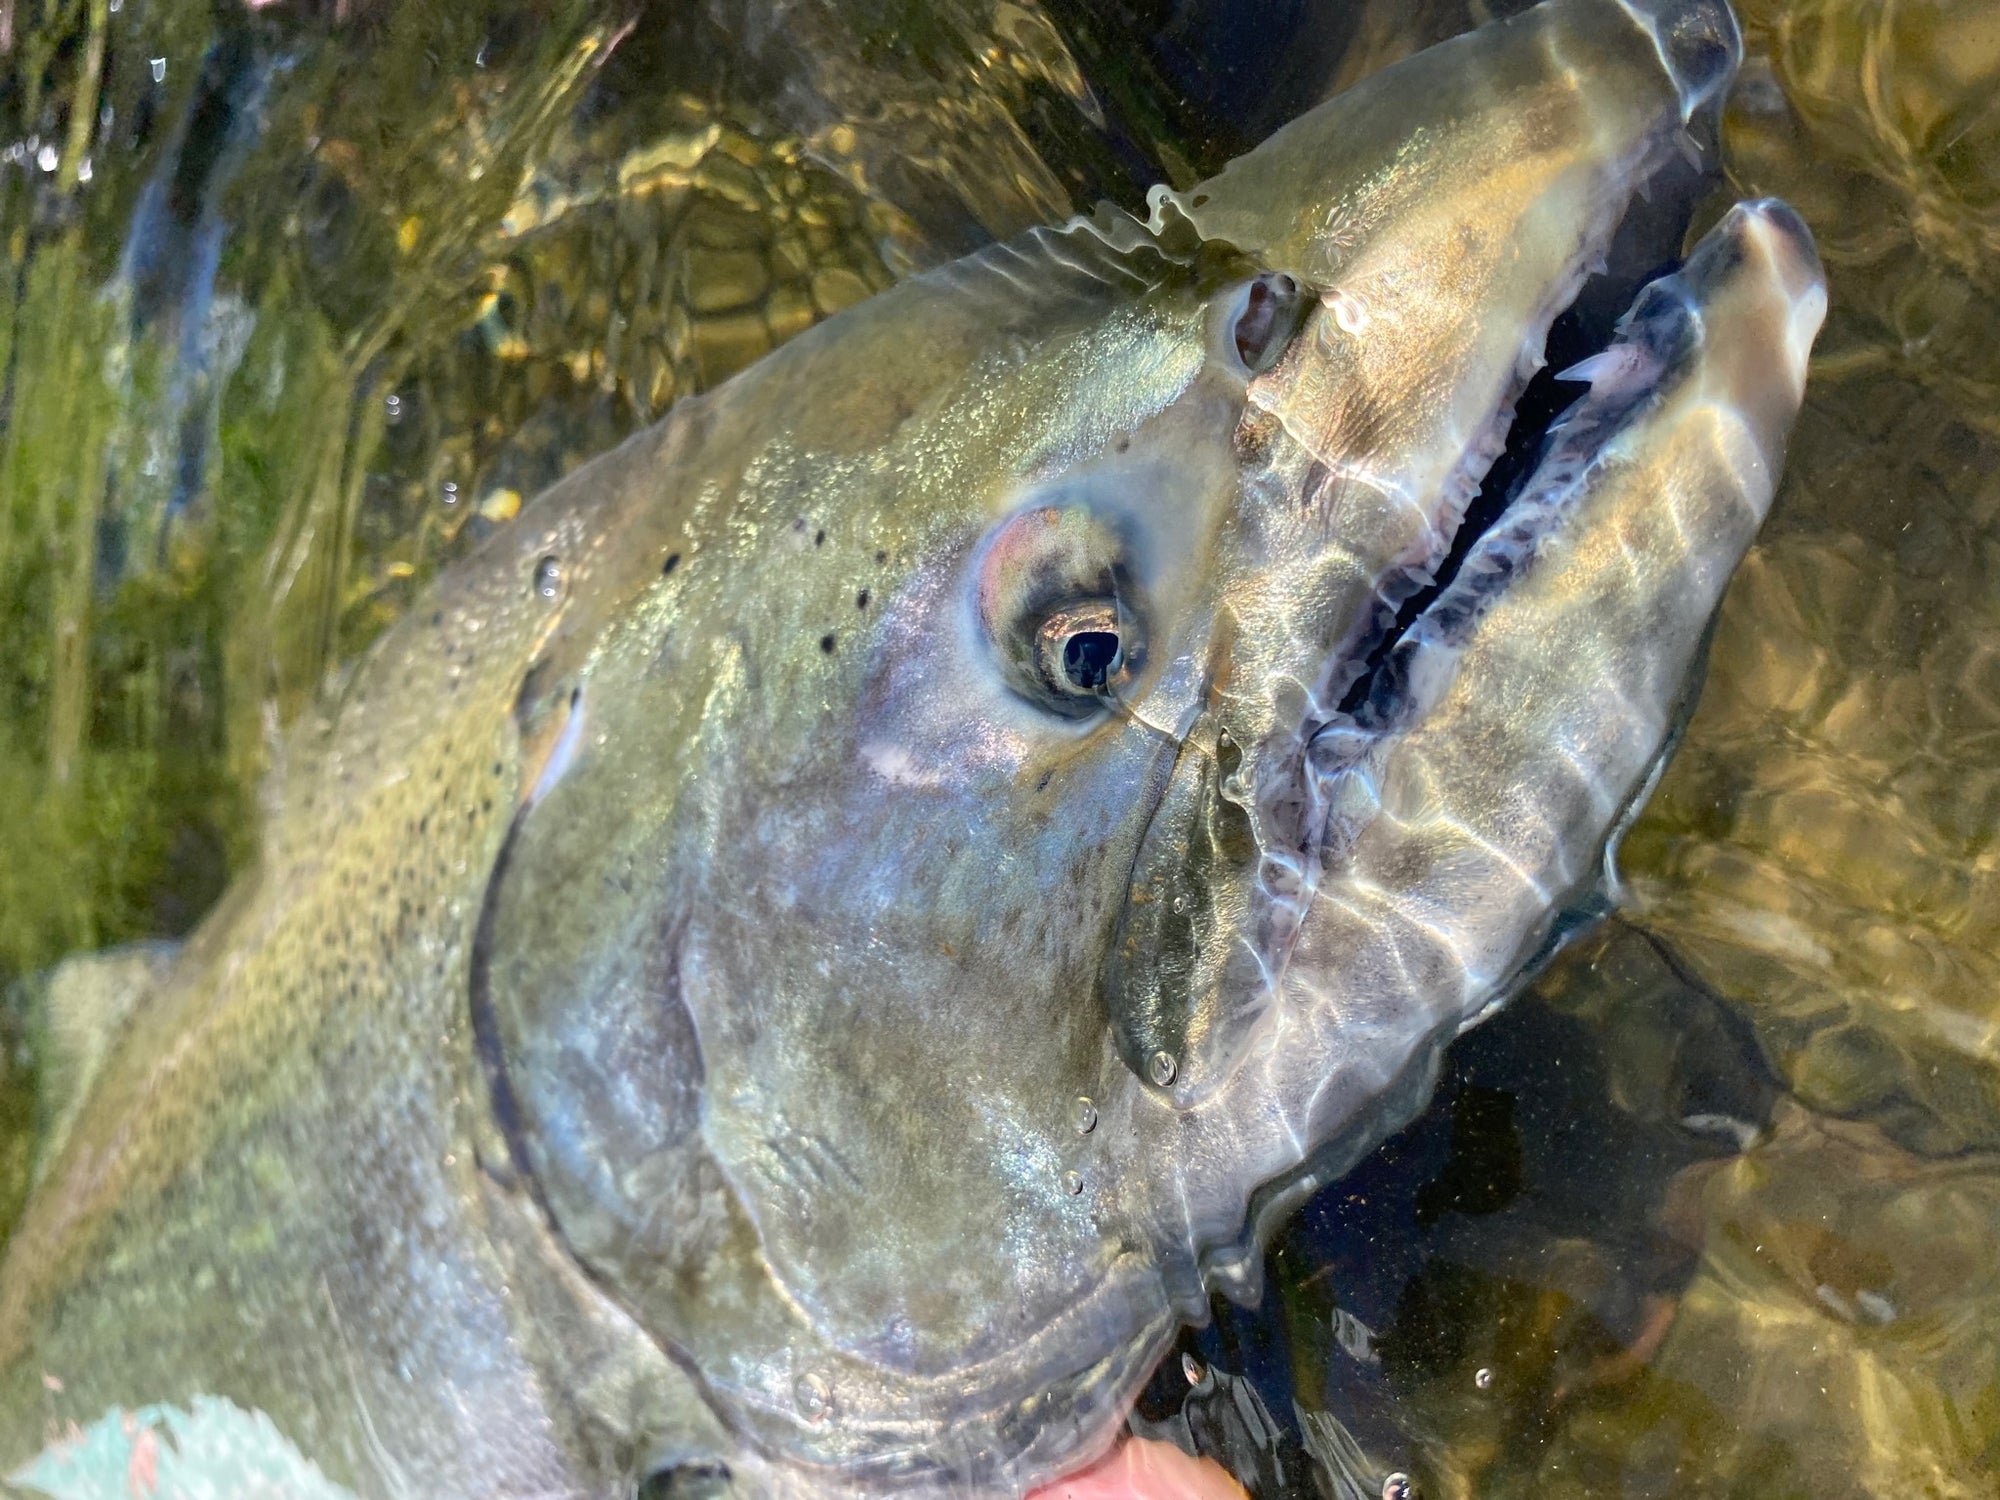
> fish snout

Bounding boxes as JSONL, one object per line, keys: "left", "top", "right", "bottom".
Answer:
{"left": 1615, "top": 0, "right": 1743, "bottom": 121}
{"left": 1675, "top": 196, "right": 1828, "bottom": 446}
{"left": 1114, "top": 0, "right": 1756, "bottom": 1112}
{"left": 1688, "top": 197, "right": 1824, "bottom": 308}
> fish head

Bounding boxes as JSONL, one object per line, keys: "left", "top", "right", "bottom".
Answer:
{"left": 469, "top": 1, "right": 1820, "bottom": 1493}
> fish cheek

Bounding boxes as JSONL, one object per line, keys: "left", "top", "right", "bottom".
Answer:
{"left": 467, "top": 764, "right": 764, "bottom": 1342}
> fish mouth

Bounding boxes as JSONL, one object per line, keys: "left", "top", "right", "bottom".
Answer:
{"left": 1098, "top": 191, "right": 1822, "bottom": 1500}
{"left": 1327, "top": 153, "right": 1717, "bottom": 734}
{"left": 1253, "top": 128, "right": 1727, "bottom": 974}
{"left": 1104, "top": 96, "right": 1728, "bottom": 1112}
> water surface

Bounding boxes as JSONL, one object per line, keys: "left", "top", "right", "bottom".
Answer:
{"left": 1, "top": 0, "right": 1996, "bottom": 1494}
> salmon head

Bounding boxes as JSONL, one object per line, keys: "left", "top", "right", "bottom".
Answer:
{"left": 461, "top": 0, "right": 1821, "bottom": 1492}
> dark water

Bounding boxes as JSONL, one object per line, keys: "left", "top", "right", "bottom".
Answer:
{"left": 2, "top": 0, "right": 1997, "bottom": 1495}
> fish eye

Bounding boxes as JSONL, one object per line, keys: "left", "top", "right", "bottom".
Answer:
{"left": 1226, "top": 272, "right": 1305, "bottom": 375}
{"left": 1032, "top": 601, "right": 1131, "bottom": 703}
{"left": 972, "top": 499, "right": 1149, "bottom": 719}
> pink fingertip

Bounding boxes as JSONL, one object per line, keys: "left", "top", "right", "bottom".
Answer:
{"left": 1025, "top": 1437, "right": 1249, "bottom": 1500}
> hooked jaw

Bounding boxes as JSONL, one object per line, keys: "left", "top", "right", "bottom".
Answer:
{"left": 1142, "top": 187, "right": 1823, "bottom": 1313}
{"left": 1106, "top": 0, "right": 1751, "bottom": 1117}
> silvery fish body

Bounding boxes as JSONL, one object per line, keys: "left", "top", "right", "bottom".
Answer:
{"left": 0, "top": 0, "right": 1823, "bottom": 1496}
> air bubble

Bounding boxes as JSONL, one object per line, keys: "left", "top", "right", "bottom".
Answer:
{"left": 384, "top": 393, "right": 403, "bottom": 422}
{"left": 1181, "top": 1352, "right": 1206, "bottom": 1387}
{"left": 1063, "top": 1170, "right": 1084, "bottom": 1195}
{"left": 440, "top": 480, "right": 460, "bottom": 507}
{"left": 1381, "top": 1474, "right": 1414, "bottom": 1500}
{"left": 534, "top": 556, "right": 562, "bottom": 599}
{"left": 149, "top": 57, "right": 166, "bottom": 83}
{"left": 1147, "top": 1050, "right": 1177, "bottom": 1087}
{"left": 1072, "top": 1096, "right": 1097, "bottom": 1135}
{"left": 794, "top": 1372, "right": 832, "bottom": 1423}
{"left": 1474, "top": 1367, "right": 1494, "bottom": 1391}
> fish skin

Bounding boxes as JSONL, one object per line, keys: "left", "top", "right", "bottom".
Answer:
{"left": 0, "top": 3, "right": 1821, "bottom": 1498}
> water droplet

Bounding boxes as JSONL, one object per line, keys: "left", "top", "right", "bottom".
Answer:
{"left": 35, "top": 144, "right": 57, "bottom": 173}
{"left": 534, "top": 556, "right": 562, "bottom": 599}
{"left": 1063, "top": 1170, "right": 1084, "bottom": 1195}
{"left": 1181, "top": 1352, "right": 1206, "bottom": 1387}
{"left": 440, "top": 480, "right": 459, "bottom": 507}
{"left": 77, "top": 157, "right": 92, "bottom": 184}
{"left": 150, "top": 57, "right": 166, "bottom": 83}
{"left": 1147, "top": 1050, "right": 1177, "bottom": 1087}
{"left": 793, "top": 1372, "right": 832, "bottom": 1423}
{"left": 384, "top": 393, "right": 403, "bottom": 421}
{"left": 1381, "top": 1474, "right": 1414, "bottom": 1500}
{"left": 1171, "top": 893, "right": 1190, "bottom": 914}
{"left": 1474, "top": 1367, "right": 1494, "bottom": 1391}
{"left": 1071, "top": 1096, "right": 1097, "bottom": 1135}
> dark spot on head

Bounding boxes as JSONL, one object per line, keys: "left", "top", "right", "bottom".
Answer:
{"left": 794, "top": 517, "right": 806, "bottom": 532}
{"left": 492, "top": 762, "right": 504, "bottom": 778}
{"left": 1036, "top": 770, "right": 1052, "bottom": 792}
{"left": 814, "top": 529, "right": 826, "bottom": 547}
{"left": 432, "top": 610, "right": 444, "bottom": 627}
{"left": 1114, "top": 437, "right": 1130, "bottom": 454}
{"left": 820, "top": 633, "right": 837, "bottom": 654}
{"left": 856, "top": 588, "right": 870, "bottom": 609}
{"left": 875, "top": 550, "right": 887, "bottom": 565}
{"left": 639, "top": 1461, "right": 732, "bottom": 1500}
{"left": 663, "top": 552, "right": 681, "bottom": 576}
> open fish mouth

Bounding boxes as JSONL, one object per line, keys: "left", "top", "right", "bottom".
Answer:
{"left": 1075, "top": 192, "right": 1823, "bottom": 1500}
{"left": 1102, "top": 0, "right": 1753, "bottom": 1124}
{"left": 1275, "top": 200, "right": 1829, "bottom": 1025}
{"left": 1262, "top": 131, "right": 1732, "bottom": 994}
{"left": 1085, "top": 15, "right": 1826, "bottom": 1492}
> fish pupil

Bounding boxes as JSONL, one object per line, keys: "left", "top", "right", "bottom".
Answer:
{"left": 1232, "top": 273, "right": 1302, "bottom": 372}
{"left": 1062, "top": 630, "right": 1121, "bottom": 691}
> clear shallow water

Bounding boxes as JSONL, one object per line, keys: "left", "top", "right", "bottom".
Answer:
{"left": 1, "top": 0, "right": 1996, "bottom": 1495}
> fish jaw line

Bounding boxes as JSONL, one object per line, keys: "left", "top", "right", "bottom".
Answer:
{"left": 1237, "top": 120, "right": 1685, "bottom": 1031}
{"left": 1245, "top": 194, "right": 1819, "bottom": 1194}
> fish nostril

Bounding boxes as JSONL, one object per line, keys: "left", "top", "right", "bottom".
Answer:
{"left": 1618, "top": 0, "right": 1743, "bottom": 122}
